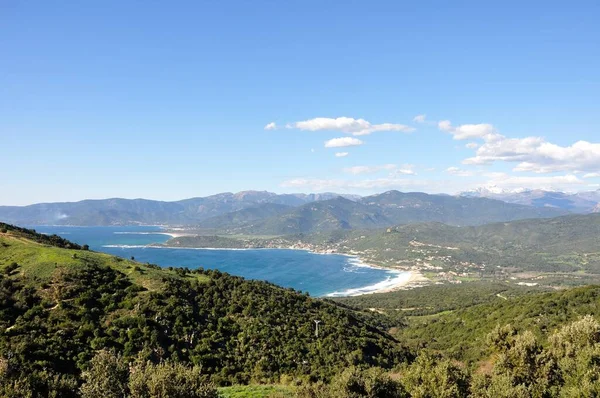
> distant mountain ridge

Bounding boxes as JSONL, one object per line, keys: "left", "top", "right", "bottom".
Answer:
{"left": 0, "top": 191, "right": 361, "bottom": 226}
{"left": 461, "top": 187, "right": 600, "bottom": 213}
{"left": 199, "top": 191, "right": 569, "bottom": 235}
{"left": 0, "top": 190, "right": 569, "bottom": 229}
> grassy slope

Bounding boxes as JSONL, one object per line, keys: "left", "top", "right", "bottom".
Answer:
{"left": 0, "top": 232, "right": 208, "bottom": 291}
{"left": 218, "top": 385, "right": 295, "bottom": 397}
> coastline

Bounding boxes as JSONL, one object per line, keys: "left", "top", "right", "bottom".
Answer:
{"left": 156, "top": 232, "right": 427, "bottom": 296}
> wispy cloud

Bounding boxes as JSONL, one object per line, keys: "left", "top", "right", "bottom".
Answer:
{"left": 324, "top": 137, "right": 364, "bottom": 148}
{"left": 485, "top": 173, "right": 584, "bottom": 190}
{"left": 446, "top": 167, "right": 474, "bottom": 177}
{"left": 335, "top": 152, "right": 349, "bottom": 157}
{"left": 343, "top": 164, "right": 397, "bottom": 175}
{"left": 342, "top": 164, "right": 416, "bottom": 176}
{"left": 264, "top": 122, "right": 277, "bottom": 130}
{"left": 281, "top": 173, "right": 586, "bottom": 194}
{"left": 413, "top": 114, "right": 426, "bottom": 123}
{"left": 290, "top": 117, "right": 415, "bottom": 136}
{"left": 281, "top": 177, "right": 430, "bottom": 192}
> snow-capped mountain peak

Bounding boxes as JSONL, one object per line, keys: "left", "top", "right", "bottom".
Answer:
{"left": 460, "top": 185, "right": 532, "bottom": 197}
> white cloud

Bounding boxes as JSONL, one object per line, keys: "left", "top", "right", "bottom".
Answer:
{"left": 439, "top": 118, "right": 600, "bottom": 174}
{"left": 439, "top": 120, "right": 500, "bottom": 141}
{"left": 335, "top": 152, "right": 349, "bottom": 158}
{"left": 583, "top": 172, "right": 600, "bottom": 178}
{"left": 465, "top": 138, "right": 600, "bottom": 173}
{"left": 446, "top": 167, "right": 475, "bottom": 177}
{"left": 292, "top": 117, "right": 415, "bottom": 136}
{"left": 466, "top": 142, "right": 479, "bottom": 149}
{"left": 280, "top": 173, "right": 586, "bottom": 194}
{"left": 393, "top": 164, "right": 417, "bottom": 176}
{"left": 264, "top": 122, "right": 277, "bottom": 130}
{"left": 324, "top": 137, "right": 364, "bottom": 148}
{"left": 413, "top": 114, "right": 426, "bottom": 123}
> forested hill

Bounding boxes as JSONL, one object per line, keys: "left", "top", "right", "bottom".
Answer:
{"left": 0, "top": 224, "right": 407, "bottom": 396}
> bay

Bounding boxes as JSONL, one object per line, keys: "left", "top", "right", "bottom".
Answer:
{"left": 30, "top": 226, "right": 408, "bottom": 297}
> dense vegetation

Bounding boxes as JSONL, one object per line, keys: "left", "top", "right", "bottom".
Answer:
{"left": 396, "top": 285, "right": 600, "bottom": 364}
{"left": 3, "top": 223, "right": 600, "bottom": 396}
{"left": 333, "top": 281, "right": 545, "bottom": 317}
{"left": 0, "top": 225, "right": 406, "bottom": 397}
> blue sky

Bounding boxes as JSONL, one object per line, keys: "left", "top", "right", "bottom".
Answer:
{"left": 2, "top": 0, "right": 599, "bottom": 205}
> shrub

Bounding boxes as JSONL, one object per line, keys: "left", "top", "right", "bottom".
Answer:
{"left": 129, "top": 361, "right": 217, "bottom": 398}
{"left": 80, "top": 350, "right": 129, "bottom": 398}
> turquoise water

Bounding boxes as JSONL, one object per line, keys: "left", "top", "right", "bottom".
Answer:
{"left": 31, "top": 226, "right": 408, "bottom": 297}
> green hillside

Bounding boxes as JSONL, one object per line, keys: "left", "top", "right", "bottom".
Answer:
{"left": 0, "top": 223, "right": 407, "bottom": 397}
{"left": 3, "top": 223, "right": 600, "bottom": 396}
{"left": 395, "top": 284, "right": 600, "bottom": 364}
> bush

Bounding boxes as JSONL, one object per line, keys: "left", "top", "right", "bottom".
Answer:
{"left": 303, "top": 367, "right": 407, "bottom": 398}
{"left": 3, "top": 262, "right": 19, "bottom": 275}
{"left": 401, "top": 352, "right": 469, "bottom": 398}
{"left": 129, "top": 361, "right": 217, "bottom": 398}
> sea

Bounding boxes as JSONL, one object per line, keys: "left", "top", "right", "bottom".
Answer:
{"left": 30, "top": 226, "right": 410, "bottom": 297}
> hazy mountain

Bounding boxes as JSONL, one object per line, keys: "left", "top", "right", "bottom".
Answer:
{"left": 233, "top": 197, "right": 392, "bottom": 235}
{"left": 0, "top": 191, "right": 360, "bottom": 226}
{"left": 0, "top": 190, "right": 568, "bottom": 229}
{"left": 212, "top": 191, "right": 569, "bottom": 235}
{"left": 196, "top": 203, "right": 294, "bottom": 229}
{"left": 360, "top": 190, "right": 568, "bottom": 226}
{"left": 461, "top": 187, "right": 600, "bottom": 213}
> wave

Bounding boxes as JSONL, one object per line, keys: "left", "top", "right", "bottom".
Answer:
{"left": 101, "top": 245, "right": 272, "bottom": 251}
{"left": 113, "top": 232, "right": 171, "bottom": 235}
{"left": 342, "top": 266, "right": 366, "bottom": 274}
{"left": 102, "top": 244, "right": 149, "bottom": 249}
{"left": 325, "top": 271, "right": 412, "bottom": 297}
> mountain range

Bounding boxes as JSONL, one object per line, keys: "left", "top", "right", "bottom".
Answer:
{"left": 461, "top": 187, "right": 600, "bottom": 213}
{"left": 0, "top": 190, "right": 570, "bottom": 231}
{"left": 0, "top": 191, "right": 359, "bottom": 226}
{"left": 213, "top": 191, "right": 570, "bottom": 235}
